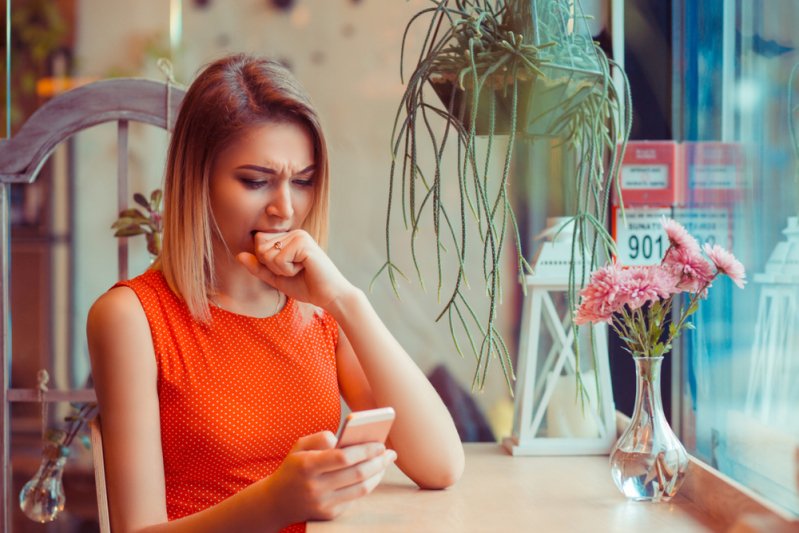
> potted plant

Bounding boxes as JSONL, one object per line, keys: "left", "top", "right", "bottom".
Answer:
{"left": 376, "top": 0, "right": 631, "bottom": 390}
{"left": 574, "top": 217, "right": 746, "bottom": 500}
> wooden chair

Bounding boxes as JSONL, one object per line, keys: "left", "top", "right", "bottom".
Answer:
{"left": 0, "top": 77, "right": 184, "bottom": 532}
{"left": 89, "top": 418, "right": 111, "bottom": 532}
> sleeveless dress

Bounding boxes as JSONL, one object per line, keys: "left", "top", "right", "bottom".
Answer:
{"left": 116, "top": 269, "right": 341, "bottom": 532}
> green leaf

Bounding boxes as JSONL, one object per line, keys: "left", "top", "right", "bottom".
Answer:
{"left": 112, "top": 216, "right": 147, "bottom": 229}
{"left": 133, "top": 193, "right": 150, "bottom": 210}
{"left": 118, "top": 208, "right": 145, "bottom": 219}
{"left": 150, "top": 189, "right": 163, "bottom": 210}
{"left": 114, "top": 226, "right": 146, "bottom": 237}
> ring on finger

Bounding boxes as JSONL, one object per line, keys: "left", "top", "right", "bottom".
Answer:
{"left": 274, "top": 241, "right": 282, "bottom": 250}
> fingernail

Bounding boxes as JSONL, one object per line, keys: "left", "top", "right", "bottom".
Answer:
{"left": 388, "top": 450, "right": 397, "bottom": 462}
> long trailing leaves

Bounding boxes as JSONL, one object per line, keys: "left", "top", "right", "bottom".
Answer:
{"left": 375, "top": 0, "right": 631, "bottom": 392}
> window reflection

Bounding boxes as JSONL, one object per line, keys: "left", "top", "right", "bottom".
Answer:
{"left": 678, "top": 0, "right": 799, "bottom": 515}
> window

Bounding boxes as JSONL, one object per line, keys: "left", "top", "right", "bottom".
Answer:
{"left": 675, "top": 0, "right": 799, "bottom": 515}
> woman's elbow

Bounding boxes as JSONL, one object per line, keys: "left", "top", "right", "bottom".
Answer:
{"left": 417, "top": 444, "right": 465, "bottom": 490}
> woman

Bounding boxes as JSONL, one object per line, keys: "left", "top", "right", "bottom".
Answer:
{"left": 87, "top": 54, "right": 464, "bottom": 533}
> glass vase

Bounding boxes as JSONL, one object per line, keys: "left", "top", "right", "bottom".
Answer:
{"left": 19, "top": 445, "right": 68, "bottom": 523}
{"left": 609, "top": 356, "right": 688, "bottom": 501}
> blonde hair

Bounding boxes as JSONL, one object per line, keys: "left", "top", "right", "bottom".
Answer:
{"left": 158, "top": 54, "right": 330, "bottom": 321}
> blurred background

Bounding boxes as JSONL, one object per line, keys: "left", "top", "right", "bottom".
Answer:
{"left": 3, "top": 0, "right": 799, "bottom": 530}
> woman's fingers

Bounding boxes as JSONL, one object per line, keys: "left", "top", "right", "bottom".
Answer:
{"left": 292, "top": 431, "right": 337, "bottom": 452}
{"left": 312, "top": 442, "right": 387, "bottom": 474}
{"left": 320, "top": 449, "right": 397, "bottom": 490}
{"left": 237, "top": 230, "right": 306, "bottom": 284}
{"left": 236, "top": 252, "right": 279, "bottom": 286}
{"left": 271, "top": 437, "right": 396, "bottom": 523}
{"left": 242, "top": 229, "right": 354, "bottom": 310}
{"left": 313, "top": 450, "right": 396, "bottom": 514}
{"left": 254, "top": 232, "right": 306, "bottom": 277}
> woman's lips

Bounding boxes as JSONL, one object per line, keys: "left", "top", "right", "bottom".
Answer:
{"left": 250, "top": 230, "right": 288, "bottom": 237}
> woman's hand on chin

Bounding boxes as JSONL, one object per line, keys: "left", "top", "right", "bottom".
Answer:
{"left": 237, "top": 229, "right": 358, "bottom": 310}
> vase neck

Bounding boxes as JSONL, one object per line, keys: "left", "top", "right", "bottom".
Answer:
{"left": 632, "top": 356, "right": 665, "bottom": 420}
{"left": 634, "top": 356, "right": 663, "bottom": 382}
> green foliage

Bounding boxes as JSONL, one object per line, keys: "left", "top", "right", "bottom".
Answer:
{"left": 609, "top": 295, "right": 702, "bottom": 359}
{"left": 111, "top": 189, "right": 164, "bottom": 256}
{"left": 0, "top": 0, "right": 68, "bottom": 130}
{"left": 376, "top": 0, "right": 631, "bottom": 391}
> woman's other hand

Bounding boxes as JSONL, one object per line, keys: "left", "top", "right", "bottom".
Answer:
{"left": 264, "top": 431, "right": 397, "bottom": 525}
{"left": 237, "top": 230, "right": 356, "bottom": 310}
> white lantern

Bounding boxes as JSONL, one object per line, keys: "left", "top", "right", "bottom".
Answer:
{"left": 746, "top": 216, "right": 799, "bottom": 427}
{"left": 503, "top": 217, "right": 616, "bottom": 455}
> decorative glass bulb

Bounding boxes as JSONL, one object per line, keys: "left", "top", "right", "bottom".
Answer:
{"left": 19, "top": 444, "right": 69, "bottom": 523}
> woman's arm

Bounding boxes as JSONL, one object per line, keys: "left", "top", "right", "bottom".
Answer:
{"left": 332, "top": 293, "right": 465, "bottom": 489}
{"left": 87, "top": 286, "right": 392, "bottom": 533}
{"left": 239, "top": 231, "right": 465, "bottom": 489}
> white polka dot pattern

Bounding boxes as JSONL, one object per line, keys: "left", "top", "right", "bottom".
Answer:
{"left": 116, "top": 270, "right": 341, "bottom": 532}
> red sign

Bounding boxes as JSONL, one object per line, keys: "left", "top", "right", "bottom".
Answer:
{"left": 682, "top": 142, "right": 746, "bottom": 204}
{"left": 612, "top": 141, "right": 681, "bottom": 207}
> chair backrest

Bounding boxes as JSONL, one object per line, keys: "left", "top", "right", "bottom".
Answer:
{"left": 0, "top": 78, "right": 185, "bottom": 532}
{"left": 89, "top": 418, "right": 110, "bottom": 533}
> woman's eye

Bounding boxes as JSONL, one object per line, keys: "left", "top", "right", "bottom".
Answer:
{"left": 239, "top": 177, "right": 268, "bottom": 189}
{"left": 293, "top": 179, "right": 314, "bottom": 187}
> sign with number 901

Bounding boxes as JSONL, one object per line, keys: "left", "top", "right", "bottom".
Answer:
{"left": 613, "top": 207, "right": 671, "bottom": 266}
{"left": 613, "top": 206, "right": 732, "bottom": 266}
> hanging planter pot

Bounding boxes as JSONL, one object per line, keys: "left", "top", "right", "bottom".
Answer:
{"left": 430, "top": 63, "right": 601, "bottom": 138}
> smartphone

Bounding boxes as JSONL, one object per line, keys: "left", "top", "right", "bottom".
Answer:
{"left": 335, "top": 407, "right": 396, "bottom": 448}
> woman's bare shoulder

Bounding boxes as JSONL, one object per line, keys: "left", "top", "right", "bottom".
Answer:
{"left": 87, "top": 286, "right": 152, "bottom": 368}
{"left": 88, "top": 286, "right": 146, "bottom": 330}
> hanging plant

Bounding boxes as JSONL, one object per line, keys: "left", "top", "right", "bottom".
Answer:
{"left": 375, "top": 0, "right": 632, "bottom": 391}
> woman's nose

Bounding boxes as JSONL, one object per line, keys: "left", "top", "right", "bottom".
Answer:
{"left": 266, "top": 182, "right": 294, "bottom": 219}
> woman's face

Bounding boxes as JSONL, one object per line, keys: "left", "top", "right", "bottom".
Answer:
{"left": 209, "top": 121, "right": 316, "bottom": 256}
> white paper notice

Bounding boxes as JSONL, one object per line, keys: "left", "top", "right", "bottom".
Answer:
{"left": 614, "top": 207, "right": 672, "bottom": 266}
{"left": 621, "top": 164, "right": 669, "bottom": 189}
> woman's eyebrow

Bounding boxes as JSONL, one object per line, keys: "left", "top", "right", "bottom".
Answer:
{"left": 235, "top": 164, "right": 316, "bottom": 176}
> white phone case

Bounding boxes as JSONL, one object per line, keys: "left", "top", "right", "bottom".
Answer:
{"left": 336, "top": 407, "right": 396, "bottom": 448}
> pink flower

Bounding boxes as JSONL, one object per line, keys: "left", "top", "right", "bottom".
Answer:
{"left": 574, "top": 265, "right": 625, "bottom": 325}
{"left": 661, "top": 217, "right": 701, "bottom": 253}
{"left": 574, "top": 299, "right": 614, "bottom": 325}
{"left": 651, "top": 264, "right": 682, "bottom": 295}
{"left": 662, "top": 246, "right": 715, "bottom": 294}
{"left": 618, "top": 266, "right": 676, "bottom": 310}
{"left": 571, "top": 219, "right": 746, "bottom": 356}
{"left": 703, "top": 243, "right": 747, "bottom": 288}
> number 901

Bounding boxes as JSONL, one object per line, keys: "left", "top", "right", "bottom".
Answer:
{"left": 628, "top": 235, "right": 664, "bottom": 260}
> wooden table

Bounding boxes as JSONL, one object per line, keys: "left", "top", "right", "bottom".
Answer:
{"left": 309, "top": 443, "right": 720, "bottom": 532}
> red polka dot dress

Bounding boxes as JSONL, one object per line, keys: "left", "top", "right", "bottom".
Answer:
{"left": 117, "top": 269, "right": 341, "bottom": 532}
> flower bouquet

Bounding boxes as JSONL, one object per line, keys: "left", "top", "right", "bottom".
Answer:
{"left": 574, "top": 217, "right": 746, "bottom": 501}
